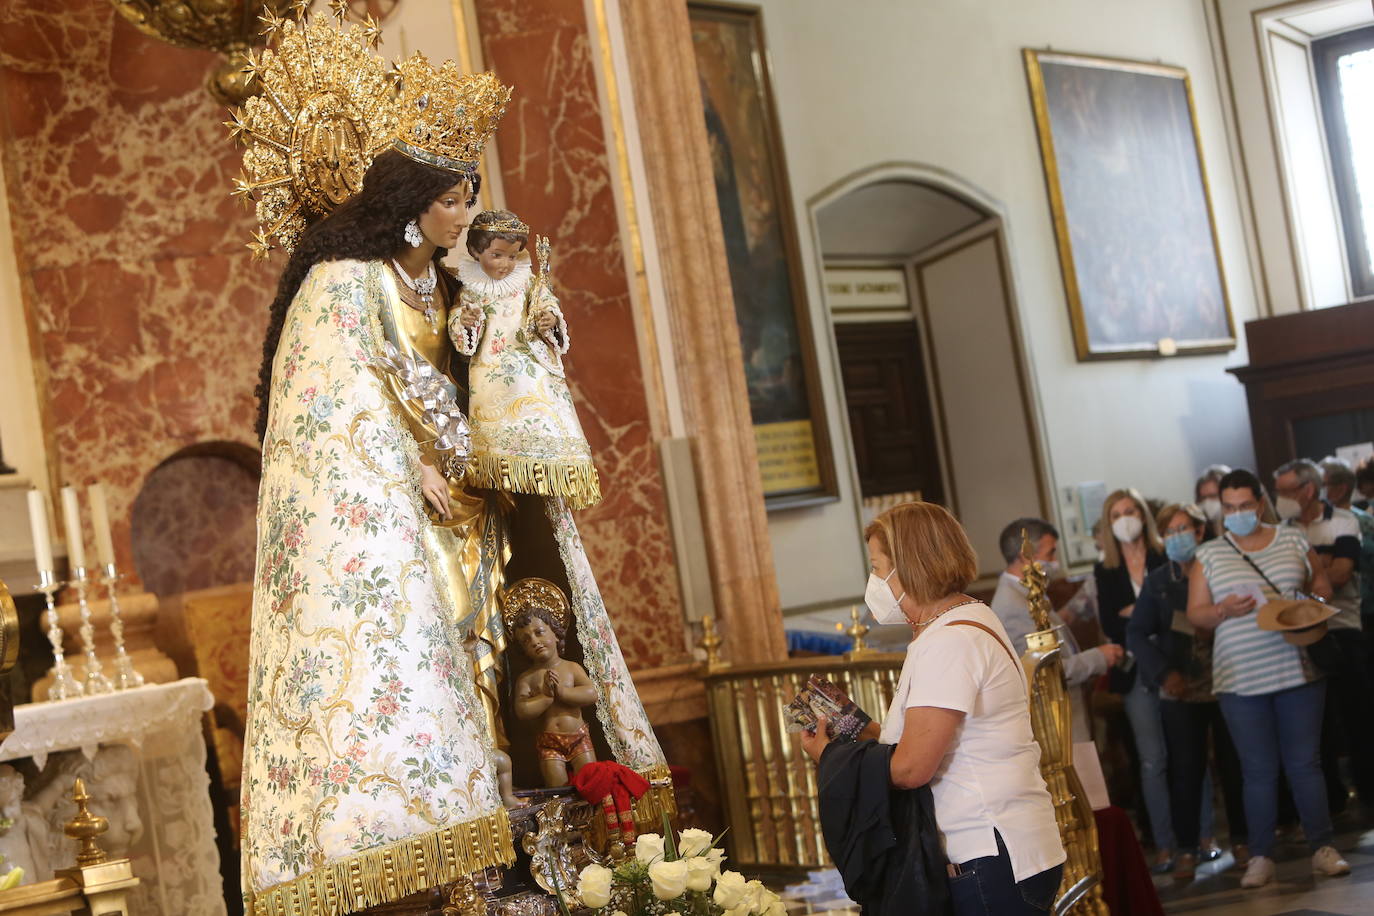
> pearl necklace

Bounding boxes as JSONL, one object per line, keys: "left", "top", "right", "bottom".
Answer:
{"left": 391, "top": 259, "right": 439, "bottom": 329}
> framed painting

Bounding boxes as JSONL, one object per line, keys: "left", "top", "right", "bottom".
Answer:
{"left": 1024, "top": 50, "right": 1236, "bottom": 360}
{"left": 688, "top": 2, "right": 837, "bottom": 507}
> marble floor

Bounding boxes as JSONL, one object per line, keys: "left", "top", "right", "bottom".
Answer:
{"left": 1154, "top": 819, "right": 1374, "bottom": 915}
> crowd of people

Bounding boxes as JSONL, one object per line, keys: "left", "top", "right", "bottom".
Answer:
{"left": 998, "top": 456, "right": 1374, "bottom": 890}
{"left": 803, "top": 456, "right": 1374, "bottom": 914}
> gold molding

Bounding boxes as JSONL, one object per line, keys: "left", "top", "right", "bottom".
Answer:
{"left": 1023, "top": 49, "right": 1238, "bottom": 359}
{"left": 590, "top": 0, "right": 673, "bottom": 440}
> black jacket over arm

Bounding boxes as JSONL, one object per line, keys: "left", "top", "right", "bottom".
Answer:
{"left": 817, "top": 739, "right": 952, "bottom": 915}
{"left": 1094, "top": 551, "right": 1166, "bottom": 692}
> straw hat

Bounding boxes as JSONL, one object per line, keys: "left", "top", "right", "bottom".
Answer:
{"left": 1257, "top": 598, "right": 1336, "bottom": 646}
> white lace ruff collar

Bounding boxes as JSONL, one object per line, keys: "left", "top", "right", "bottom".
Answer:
{"left": 458, "top": 257, "right": 532, "bottom": 297}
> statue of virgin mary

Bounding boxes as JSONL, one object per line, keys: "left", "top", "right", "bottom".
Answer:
{"left": 232, "top": 12, "right": 668, "bottom": 916}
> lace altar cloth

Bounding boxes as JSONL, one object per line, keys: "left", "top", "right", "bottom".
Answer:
{"left": 0, "top": 677, "right": 225, "bottom": 916}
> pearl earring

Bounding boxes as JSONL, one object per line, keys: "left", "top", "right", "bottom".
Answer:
{"left": 404, "top": 220, "right": 423, "bottom": 248}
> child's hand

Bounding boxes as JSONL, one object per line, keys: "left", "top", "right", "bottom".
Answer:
{"left": 543, "top": 669, "right": 562, "bottom": 699}
{"left": 534, "top": 310, "right": 557, "bottom": 333}
{"left": 460, "top": 307, "right": 483, "bottom": 330}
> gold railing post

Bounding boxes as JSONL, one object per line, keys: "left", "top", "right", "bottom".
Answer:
{"left": 1018, "top": 531, "right": 1108, "bottom": 915}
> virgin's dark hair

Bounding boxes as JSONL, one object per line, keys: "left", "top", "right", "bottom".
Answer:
{"left": 253, "top": 149, "right": 480, "bottom": 440}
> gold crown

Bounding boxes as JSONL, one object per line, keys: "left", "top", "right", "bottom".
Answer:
{"left": 225, "top": 2, "right": 397, "bottom": 259}
{"left": 470, "top": 212, "right": 529, "bottom": 236}
{"left": 501, "top": 577, "right": 571, "bottom": 632}
{"left": 393, "top": 60, "right": 511, "bottom": 175}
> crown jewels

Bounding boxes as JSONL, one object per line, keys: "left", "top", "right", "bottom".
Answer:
{"left": 393, "top": 59, "right": 511, "bottom": 175}
{"left": 501, "top": 577, "right": 571, "bottom": 632}
{"left": 470, "top": 212, "right": 529, "bottom": 236}
{"left": 225, "top": 3, "right": 396, "bottom": 259}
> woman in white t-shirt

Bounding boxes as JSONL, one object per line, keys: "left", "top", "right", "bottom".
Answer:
{"left": 803, "top": 501, "right": 1065, "bottom": 914}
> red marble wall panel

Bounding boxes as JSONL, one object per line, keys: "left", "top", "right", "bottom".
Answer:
{"left": 475, "top": 0, "right": 688, "bottom": 668}
{"left": 0, "top": 1, "right": 271, "bottom": 580}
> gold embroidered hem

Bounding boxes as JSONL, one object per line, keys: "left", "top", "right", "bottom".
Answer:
{"left": 632, "top": 763, "right": 678, "bottom": 829}
{"left": 466, "top": 452, "right": 602, "bottom": 510}
{"left": 246, "top": 810, "right": 515, "bottom": 916}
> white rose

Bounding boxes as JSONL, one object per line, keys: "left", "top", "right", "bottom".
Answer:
{"left": 678, "top": 827, "right": 714, "bottom": 858}
{"left": 705, "top": 846, "right": 726, "bottom": 869}
{"left": 635, "top": 832, "right": 665, "bottom": 864}
{"left": 713, "top": 870, "right": 748, "bottom": 909}
{"left": 741, "top": 880, "right": 770, "bottom": 913}
{"left": 577, "top": 863, "right": 613, "bottom": 908}
{"left": 764, "top": 901, "right": 787, "bottom": 916}
{"left": 685, "top": 855, "right": 717, "bottom": 892}
{"left": 649, "top": 859, "right": 690, "bottom": 900}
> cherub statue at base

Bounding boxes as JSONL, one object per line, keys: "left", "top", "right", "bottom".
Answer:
{"left": 506, "top": 578, "right": 598, "bottom": 787}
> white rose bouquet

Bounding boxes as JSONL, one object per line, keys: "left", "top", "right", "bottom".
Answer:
{"left": 563, "top": 822, "right": 782, "bottom": 916}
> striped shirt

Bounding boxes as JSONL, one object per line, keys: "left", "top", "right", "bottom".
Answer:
{"left": 1196, "top": 525, "right": 1314, "bottom": 696}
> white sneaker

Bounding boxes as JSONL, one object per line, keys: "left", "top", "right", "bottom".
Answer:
{"left": 1312, "top": 845, "right": 1351, "bottom": 876}
{"left": 1240, "top": 855, "right": 1275, "bottom": 888}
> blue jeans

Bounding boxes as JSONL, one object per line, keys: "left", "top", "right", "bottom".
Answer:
{"left": 1218, "top": 680, "right": 1333, "bottom": 857}
{"left": 947, "top": 831, "right": 1064, "bottom": 915}
{"left": 1124, "top": 679, "right": 1176, "bottom": 850}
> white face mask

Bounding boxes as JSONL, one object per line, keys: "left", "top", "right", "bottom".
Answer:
{"left": 1200, "top": 497, "right": 1222, "bottom": 522}
{"left": 1111, "top": 514, "right": 1143, "bottom": 544}
{"left": 865, "top": 570, "right": 907, "bottom": 626}
{"left": 1276, "top": 496, "right": 1303, "bottom": 521}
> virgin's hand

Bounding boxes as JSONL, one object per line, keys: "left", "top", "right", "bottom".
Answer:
{"left": 800, "top": 717, "right": 831, "bottom": 763}
{"left": 420, "top": 461, "right": 451, "bottom": 520}
{"left": 460, "top": 307, "right": 483, "bottom": 330}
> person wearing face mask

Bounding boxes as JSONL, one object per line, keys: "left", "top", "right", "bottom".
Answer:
{"left": 1093, "top": 488, "right": 1171, "bottom": 869}
{"left": 990, "top": 518, "right": 1124, "bottom": 744}
{"left": 801, "top": 501, "right": 1065, "bottom": 915}
{"left": 1127, "top": 504, "right": 1246, "bottom": 880}
{"left": 1188, "top": 469, "right": 1346, "bottom": 889}
{"left": 1274, "top": 458, "right": 1374, "bottom": 813}
{"left": 1194, "top": 465, "right": 1232, "bottom": 538}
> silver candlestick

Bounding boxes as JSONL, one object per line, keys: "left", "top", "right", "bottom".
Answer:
{"left": 69, "top": 568, "right": 113, "bottom": 695}
{"left": 98, "top": 563, "right": 144, "bottom": 690}
{"left": 36, "top": 570, "right": 82, "bottom": 701}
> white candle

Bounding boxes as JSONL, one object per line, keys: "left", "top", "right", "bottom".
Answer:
{"left": 88, "top": 483, "right": 116, "bottom": 568}
{"left": 60, "top": 486, "right": 86, "bottom": 571}
{"left": 27, "top": 489, "right": 54, "bottom": 574}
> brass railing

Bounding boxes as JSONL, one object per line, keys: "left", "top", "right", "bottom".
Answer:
{"left": 703, "top": 653, "right": 904, "bottom": 869}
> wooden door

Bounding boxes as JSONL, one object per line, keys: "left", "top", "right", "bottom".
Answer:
{"left": 833, "top": 321, "right": 945, "bottom": 505}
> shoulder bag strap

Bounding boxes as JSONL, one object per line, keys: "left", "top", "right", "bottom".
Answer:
{"left": 947, "top": 620, "right": 1028, "bottom": 696}
{"left": 1222, "top": 533, "right": 1285, "bottom": 599}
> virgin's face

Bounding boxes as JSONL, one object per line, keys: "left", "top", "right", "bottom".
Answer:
{"left": 417, "top": 180, "right": 475, "bottom": 248}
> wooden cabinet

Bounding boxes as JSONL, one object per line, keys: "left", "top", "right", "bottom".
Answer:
{"left": 1229, "top": 300, "right": 1374, "bottom": 478}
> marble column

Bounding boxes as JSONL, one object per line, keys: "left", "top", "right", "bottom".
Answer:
{"left": 616, "top": 0, "right": 786, "bottom": 664}
{"left": 474, "top": 0, "right": 690, "bottom": 669}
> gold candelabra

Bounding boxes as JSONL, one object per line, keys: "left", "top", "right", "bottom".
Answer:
{"left": 834, "top": 605, "right": 873, "bottom": 657}
{"left": 1018, "top": 531, "right": 1107, "bottom": 914}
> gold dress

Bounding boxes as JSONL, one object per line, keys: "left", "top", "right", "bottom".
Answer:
{"left": 377, "top": 264, "right": 509, "bottom": 743}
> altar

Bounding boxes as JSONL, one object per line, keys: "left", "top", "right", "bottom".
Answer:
{"left": 0, "top": 678, "right": 224, "bottom": 916}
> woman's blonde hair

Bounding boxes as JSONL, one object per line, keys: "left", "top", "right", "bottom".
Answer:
{"left": 1099, "top": 487, "right": 1163, "bottom": 569}
{"left": 863, "top": 501, "right": 978, "bottom": 603}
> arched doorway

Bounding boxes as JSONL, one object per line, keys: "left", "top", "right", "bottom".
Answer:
{"left": 130, "top": 441, "right": 260, "bottom": 599}
{"left": 812, "top": 166, "right": 1051, "bottom": 575}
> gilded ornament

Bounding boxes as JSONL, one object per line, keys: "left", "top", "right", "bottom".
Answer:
{"left": 107, "top": 0, "right": 296, "bottom": 104}
{"left": 501, "top": 578, "right": 571, "bottom": 633}
{"left": 392, "top": 61, "right": 511, "bottom": 175}
{"left": 225, "top": 5, "right": 398, "bottom": 258}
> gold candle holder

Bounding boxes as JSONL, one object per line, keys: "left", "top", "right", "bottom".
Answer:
{"left": 99, "top": 564, "right": 144, "bottom": 690}
{"left": 37, "top": 570, "right": 82, "bottom": 701}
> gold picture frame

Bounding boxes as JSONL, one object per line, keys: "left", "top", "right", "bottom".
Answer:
{"left": 1024, "top": 50, "right": 1236, "bottom": 360}
{"left": 688, "top": 2, "right": 838, "bottom": 507}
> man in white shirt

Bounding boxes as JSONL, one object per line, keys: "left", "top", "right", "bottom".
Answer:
{"left": 989, "top": 518, "right": 1123, "bottom": 742}
{"left": 1274, "top": 459, "right": 1374, "bottom": 810}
